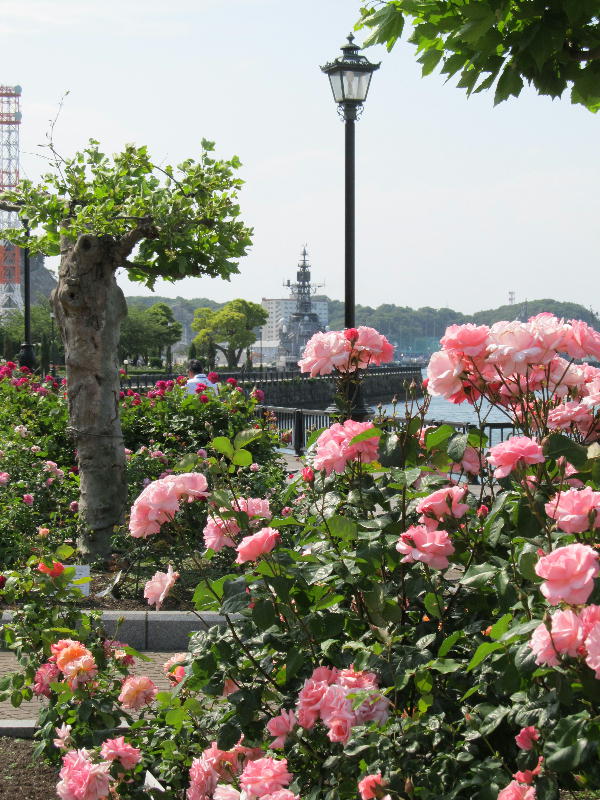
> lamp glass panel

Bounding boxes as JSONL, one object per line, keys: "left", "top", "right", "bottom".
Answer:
{"left": 328, "top": 73, "right": 344, "bottom": 103}
{"left": 342, "top": 70, "right": 371, "bottom": 101}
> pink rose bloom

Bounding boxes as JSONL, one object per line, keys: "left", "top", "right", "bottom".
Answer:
{"left": 515, "top": 725, "right": 540, "bottom": 751}
{"left": 69, "top": 501, "right": 79, "bottom": 512}
{"left": 296, "top": 678, "right": 329, "bottom": 728}
{"left": 578, "top": 604, "right": 600, "bottom": 637}
{"left": 240, "top": 757, "right": 293, "bottom": 798}
{"left": 22, "top": 493, "right": 34, "bottom": 506}
{"left": 56, "top": 749, "right": 111, "bottom": 800}
{"left": 426, "top": 350, "right": 465, "bottom": 399}
{"left": 529, "top": 610, "right": 584, "bottom": 666}
{"left": 584, "top": 622, "right": 600, "bottom": 677}
{"left": 545, "top": 487, "right": 600, "bottom": 533}
{"left": 311, "top": 665, "right": 339, "bottom": 684}
{"left": 314, "top": 420, "right": 380, "bottom": 475}
{"left": 262, "top": 792, "right": 299, "bottom": 800}
{"left": 33, "top": 661, "right": 60, "bottom": 697}
{"left": 440, "top": 323, "right": 490, "bottom": 357}
{"left": 456, "top": 446, "right": 482, "bottom": 476}
{"left": 236, "top": 527, "right": 281, "bottom": 563}
{"left": 129, "top": 472, "right": 209, "bottom": 538}
{"left": 100, "top": 736, "right": 141, "bottom": 770}
{"left": 497, "top": 780, "right": 537, "bottom": 800}
{"left": 529, "top": 312, "right": 568, "bottom": 356}
{"left": 298, "top": 330, "right": 350, "bottom": 376}
{"left": 214, "top": 787, "right": 241, "bottom": 800}
{"left": 163, "top": 653, "right": 187, "bottom": 681}
{"left": 358, "top": 773, "right": 385, "bottom": 800}
{"left": 487, "top": 320, "right": 544, "bottom": 374}
{"left": 203, "top": 516, "right": 239, "bottom": 551}
{"left": 535, "top": 543, "right": 599, "bottom": 605}
{"left": 563, "top": 319, "right": 600, "bottom": 361}
{"left": 486, "top": 437, "right": 545, "bottom": 479}
{"left": 319, "top": 683, "right": 354, "bottom": 743}
{"left": 548, "top": 401, "right": 592, "bottom": 432}
{"left": 513, "top": 757, "right": 544, "bottom": 785}
{"left": 416, "top": 486, "right": 469, "bottom": 526}
{"left": 143, "top": 564, "right": 179, "bottom": 610}
{"left": 233, "top": 497, "right": 272, "bottom": 520}
{"left": 267, "top": 709, "right": 296, "bottom": 748}
{"left": 53, "top": 724, "right": 72, "bottom": 750}
{"left": 118, "top": 675, "right": 157, "bottom": 710}
{"left": 547, "top": 356, "right": 586, "bottom": 398}
{"left": 396, "top": 524, "right": 455, "bottom": 570}
{"left": 62, "top": 653, "right": 98, "bottom": 690}
{"left": 188, "top": 756, "right": 218, "bottom": 800}
{"left": 350, "top": 326, "right": 394, "bottom": 368}
{"left": 0, "top": 472, "right": 9, "bottom": 484}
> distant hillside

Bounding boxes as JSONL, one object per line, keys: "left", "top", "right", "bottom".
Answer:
{"left": 125, "top": 294, "right": 599, "bottom": 355}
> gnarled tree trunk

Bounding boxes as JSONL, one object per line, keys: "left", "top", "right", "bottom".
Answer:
{"left": 53, "top": 234, "right": 128, "bottom": 564}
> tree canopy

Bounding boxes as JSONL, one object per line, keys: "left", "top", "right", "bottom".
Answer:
{"left": 191, "top": 299, "right": 268, "bottom": 368}
{"left": 357, "top": 0, "right": 600, "bottom": 110}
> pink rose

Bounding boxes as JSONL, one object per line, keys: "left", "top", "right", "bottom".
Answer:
{"left": 118, "top": 675, "right": 157, "bottom": 710}
{"left": 535, "top": 543, "right": 599, "bottom": 605}
{"left": 296, "top": 678, "right": 328, "bottom": 728}
{"left": 0, "top": 472, "right": 9, "bottom": 484}
{"left": 267, "top": 709, "right": 296, "bottom": 748}
{"left": 515, "top": 726, "right": 540, "bottom": 751}
{"left": 584, "top": 622, "right": 600, "bottom": 677}
{"left": 440, "top": 323, "right": 490, "bottom": 357}
{"left": 143, "top": 564, "right": 179, "bottom": 610}
{"left": 314, "top": 420, "right": 380, "bottom": 475}
{"left": 497, "top": 780, "right": 536, "bottom": 800}
{"left": 545, "top": 487, "right": 600, "bottom": 534}
{"left": 416, "top": 486, "right": 469, "bottom": 527}
{"left": 486, "top": 436, "right": 545, "bottom": 479}
{"left": 351, "top": 326, "right": 394, "bottom": 368}
{"left": 100, "top": 736, "right": 141, "bottom": 770}
{"left": 33, "top": 662, "right": 60, "bottom": 697}
{"left": 56, "top": 749, "right": 111, "bottom": 800}
{"left": 396, "top": 524, "right": 454, "bottom": 570}
{"left": 487, "top": 320, "right": 544, "bottom": 374}
{"left": 513, "top": 757, "right": 544, "bottom": 784}
{"left": 426, "top": 350, "right": 465, "bottom": 400}
{"left": 529, "top": 610, "right": 584, "bottom": 666}
{"left": 240, "top": 757, "right": 293, "bottom": 798}
{"left": 203, "top": 516, "right": 239, "bottom": 551}
{"left": 578, "top": 604, "right": 600, "bottom": 638}
{"left": 235, "top": 527, "right": 281, "bottom": 563}
{"left": 298, "top": 330, "right": 350, "bottom": 376}
{"left": 22, "top": 493, "right": 34, "bottom": 506}
{"left": 358, "top": 773, "right": 385, "bottom": 800}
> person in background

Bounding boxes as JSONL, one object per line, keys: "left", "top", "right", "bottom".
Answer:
{"left": 186, "top": 359, "right": 218, "bottom": 395}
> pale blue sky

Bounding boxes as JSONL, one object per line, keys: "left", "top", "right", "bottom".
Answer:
{"left": 4, "top": 0, "right": 599, "bottom": 313}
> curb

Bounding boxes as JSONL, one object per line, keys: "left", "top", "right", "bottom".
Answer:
{"left": 0, "top": 718, "right": 36, "bottom": 738}
{"left": 1, "top": 610, "right": 226, "bottom": 652}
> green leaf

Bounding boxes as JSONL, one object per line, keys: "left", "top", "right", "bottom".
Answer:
{"left": 328, "top": 515, "right": 358, "bottom": 540}
{"left": 494, "top": 64, "right": 524, "bottom": 105}
{"left": 252, "top": 599, "right": 276, "bottom": 630}
{"left": 489, "top": 614, "right": 512, "bottom": 641}
{"left": 424, "top": 592, "right": 442, "bottom": 619}
{"left": 233, "top": 429, "right": 261, "bottom": 449}
{"left": 305, "top": 427, "right": 326, "bottom": 449}
{"left": 286, "top": 647, "right": 305, "bottom": 681}
{"left": 425, "top": 425, "right": 455, "bottom": 450}
{"left": 210, "top": 436, "right": 234, "bottom": 459}
{"left": 461, "top": 563, "right": 497, "bottom": 587}
{"left": 232, "top": 448, "right": 252, "bottom": 467}
{"left": 545, "top": 740, "right": 588, "bottom": 772}
{"left": 543, "top": 433, "right": 588, "bottom": 469}
{"left": 378, "top": 433, "right": 404, "bottom": 467}
{"left": 349, "top": 426, "right": 381, "bottom": 445}
{"left": 174, "top": 453, "right": 199, "bottom": 473}
{"left": 165, "top": 707, "right": 187, "bottom": 731}
{"left": 54, "top": 544, "right": 75, "bottom": 561}
{"left": 438, "top": 630, "right": 463, "bottom": 657}
{"left": 467, "top": 641, "right": 503, "bottom": 672}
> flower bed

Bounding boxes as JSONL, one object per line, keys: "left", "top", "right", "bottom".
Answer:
{"left": 4, "top": 319, "right": 600, "bottom": 799}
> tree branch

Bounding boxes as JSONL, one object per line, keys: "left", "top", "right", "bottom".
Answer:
{"left": 0, "top": 200, "right": 22, "bottom": 214}
{"left": 116, "top": 216, "right": 159, "bottom": 260}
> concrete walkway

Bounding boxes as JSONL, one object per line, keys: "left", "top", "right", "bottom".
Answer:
{"left": 0, "top": 650, "right": 179, "bottom": 735}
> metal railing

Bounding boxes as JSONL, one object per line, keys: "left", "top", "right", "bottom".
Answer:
{"left": 257, "top": 406, "right": 516, "bottom": 455}
{"left": 121, "top": 364, "right": 423, "bottom": 392}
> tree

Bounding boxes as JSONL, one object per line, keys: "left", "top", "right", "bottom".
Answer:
{"left": 357, "top": 0, "right": 600, "bottom": 110}
{"left": 191, "top": 298, "right": 268, "bottom": 369}
{"left": 0, "top": 139, "right": 252, "bottom": 561}
{"left": 146, "top": 302, "right": 183, "bottom": 365}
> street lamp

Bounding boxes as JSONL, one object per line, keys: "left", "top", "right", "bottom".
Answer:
{"left": 17, "top": 217, "right": 36, "bottom": 371}
{"left": 321, "top": 33, "right": 379, "bottom": 330}
{"left": 321, "top": 34, "right": 379, "bottom": 420}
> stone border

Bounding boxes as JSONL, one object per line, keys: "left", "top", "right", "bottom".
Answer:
{"left": 1, "top": 609, "right": 226, "bottom": 652}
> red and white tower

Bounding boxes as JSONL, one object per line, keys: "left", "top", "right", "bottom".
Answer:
{"left": 0, "top": 85, "right": 22, "bottom": 311}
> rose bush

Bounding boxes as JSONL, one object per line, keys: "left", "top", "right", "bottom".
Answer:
{"left": 5, "top": 318, "right": 600, "bottom": 798}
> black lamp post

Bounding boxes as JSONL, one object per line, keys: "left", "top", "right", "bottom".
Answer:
{"left": 17, "top": 218, "right": 36, "bottom": 371}
{"left": 321, "top": 34, "right": 379, "bottom": 419}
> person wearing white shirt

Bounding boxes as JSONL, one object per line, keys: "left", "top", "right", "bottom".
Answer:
{"left": 185, "top": 359, "right": 218, "bottom": 395}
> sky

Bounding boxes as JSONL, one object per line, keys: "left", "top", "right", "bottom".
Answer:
{"left": 4, "top": 0, "right": 600, "bottom": 315}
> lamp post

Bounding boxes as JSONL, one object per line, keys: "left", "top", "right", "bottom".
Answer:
{"left": 321, "top": 34, "right": 379, "bottom": 419}
{"left": 17, "top": 218, "right": 36, "bottom": 371}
